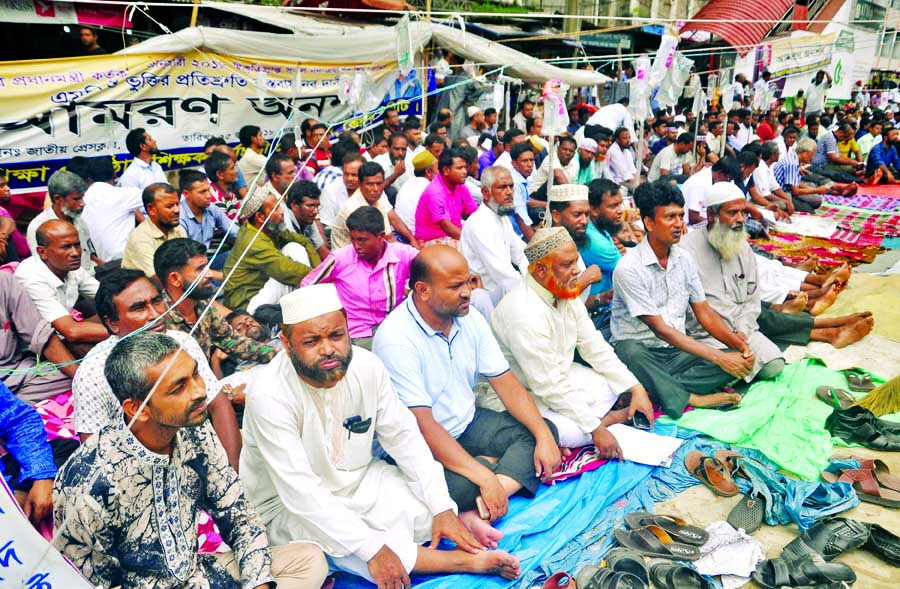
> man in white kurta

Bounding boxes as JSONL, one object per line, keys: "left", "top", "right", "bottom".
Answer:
{"left": 240, "top": 284, "right": 518, "bottom": 584}
{"left": 484, "top": 227, "right": 654, "bottom": 460}
{"left": 459, "top": 166, "right": 527, "bottom": 304}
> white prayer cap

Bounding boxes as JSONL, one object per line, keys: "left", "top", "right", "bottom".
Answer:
{"left": 280, "top": 284, "right": 344, "bottom": 324}
{"left": 705, "top": 181, "right": 745, "bottom": 209}
{"left": 524, "top": 226, "right": 574, "bottom": 264}
{"left": 578, "top": 138, "right": 598, "bottom": 153}
{"left": 467, "top": 106, "right": 482, "bottom": 119}
{"left": 673, "top": 114, "right": 687, "bottom": 124}
{"left": 548, "top": 183, "right": 589, "bottom": 203}
{"left": 240, "top": 185, "right": 270, "bottom": 221}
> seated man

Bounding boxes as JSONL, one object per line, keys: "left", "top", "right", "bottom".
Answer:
{"left": 0, "top": 273, "right": 75, "bottom": 404}
{"left": 330, "top": 161, "right": 418, "bottom": 249}
{"left": 155, "top": 238, "right": 277, "bottom": 368}
{"left": 373, "top": 246, "right": 561, "bottom": 541}
{"left": 809, "top": 123, "right": 865, "bottom": 183}
{"left": 414, "top": 148, "right": 479, "bottom": 247}
{"left": 223, "top": 186, "right": 321, "bottom": 311}
{"left": 681, "top": 183, "right": 786, "bottom": 382}
{"left": 122, "top": 182, "right": 189, "bottom": 279}
{"left": 610, "top": 180, "right": 755, "bottom": 418}
{"left": 319, "top": 153, "right": 362, "bottom": 228}
{"left": 55, "top": 331, "right": 328, "bottom": 589}
{"left": 459, "top": 166, "right": 528, "bottom": 304}
{"left": 647, "top": 132, "right": 701, "bottom": 183}
{"left": 526, "top": 136, "right": 578, "bottom": 203}
{"left": 395, "top": 150, "right": 438, "bottom": 235}
{"left": 865, "top": 125, "right": 900, "bottom": 184}
{"left": 14, "top": 219, "right": 107, "bottom": 346}
{"left": 301, "top": 206, "right": 418, "bottom": 349}
{"left": 71, "top": 268, "right": 241, "bottom": 468}
{"left": 240, "top": 284, "right": 520, "bottom": 585}
{"left": 487, "top": 227, "right": 654, "bottom": 459}
{"left": 284, "top": 180, "right": 330, "bottom": 261}
{"left": 681, "top": 157, "right": 741, "bottom": 229}
{"left": 178, "top": 168, "right": 238, "bottom": 263}
{"left": 772, "top": 138, "right": 850, "bottom": 213}
{"left": 83, "top": 156, "right": 146, "bottom": 263}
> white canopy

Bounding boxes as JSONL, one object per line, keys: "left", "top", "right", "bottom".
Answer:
{"left": 121, "top": 4, "right": 608, "bottom": 87}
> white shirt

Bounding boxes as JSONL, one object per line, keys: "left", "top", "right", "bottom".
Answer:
{"left": 82, "top": 182, "right": 143, "bottom": 261}
{"left": 394, "top": 177, "right": 429, "bottom": 234}
{"left": 494, "top": 151, "right": 513, "bottom": 172}
{"left": 607, "top": 142, "right": 637, "bottom": 184}
{"left": 806, "top": 79, "right": 831, "bottom": 113}
{"left": 319, "top": 180, "right": 350, "bottom": 227}
{"left": 239, "top": 349, "right": 455, "bottom": 559}
{"left": 577, "top": 104, "right": 635, "bottom": 144}
{"left": 528, "top": 155, "right": 579, "bottom": 195}
{"left": 681, "top": 167, "right": 713, "bottom": 228}
{"left": 484, "top": 275, "right": 638, "bottom": 435}
{"left": 648, "top": 144, "right": 689, "bottom": 182}
{"left": 459, "top": 204, "right": 527, "bottom": 300}
{"left": 737, "top": 124, "right": 753, "bottom": 148}
{"left": 373, "top": 152, "right": 414, "bottom": 191}
{"left": 753, "top": 160, "right": 780, "bottom": 197}
{"left": 26, "top": 208, "right": 95, "bottom": 273}
{"left": 330, "top": 191, "right": 393, "bottom": 250}
{"left": 118, "top": 157, "right": 167, "bottom": 191}
{"left": 13, "top": 256, "right": 99, "bottom": 323}
{"left": 237, "top": 149, "right": 268, "bottom": 187}
{"left": 72, "top": 330, "right": 220, "bottom": 435}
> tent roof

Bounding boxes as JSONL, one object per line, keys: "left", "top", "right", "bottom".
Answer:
{"left": 121, "top": 4, "right": 608, "bottom": 87}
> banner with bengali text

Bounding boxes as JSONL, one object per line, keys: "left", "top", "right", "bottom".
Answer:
{"left": 764, "top": 33, "right": 836, "bottom": 80}
{"left": 0, "top": 50, "right": 423, "bottom": 199}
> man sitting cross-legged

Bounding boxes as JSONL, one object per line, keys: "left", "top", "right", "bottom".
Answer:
{"left": 373, "top": 246, "right": 561, "bottom": 546}
{"left": 486, "top": 226, "right": 655, "bottom": 460}
{"left": 239, "top": 284, "right": 520, "bottom": 586}
{"left": 610, "top": 180, "right": 755, "bottom": 418}
{"left": 55, "top": 331, "right": 328, "bottom": 589}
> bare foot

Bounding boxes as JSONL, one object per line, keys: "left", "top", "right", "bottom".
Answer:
{"left": 792, "top": 255, "right": 819, "bottom": 272}
{"left": 866, "top": 169, "right": 883, "bottom": 186}
{"left": 458, "top": 510, "right": 504, "bottom": 549}
{"left": 688, "top": 391, "right": 743, "bottom": 409}
{"left": 823, "top": 262, "right": 851, "bottom": 290}
{"left": 810, "top": 285, "right": 838, "bottom": 316}
{"left": 779, "top": 292, "right": 808, "bottom": 314}
{"left": 469, "top": 550, "right": 521, "bottom": 580}
{"left": 831, "top": 317, "right": 875, "bottom": 348}
{"left": 842, "top": 182, "right": 859, "bottom": 197}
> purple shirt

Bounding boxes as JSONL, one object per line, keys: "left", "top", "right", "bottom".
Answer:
{"left": 414, "top": 174, "right": 478, "bottom": 242}
{"left": 301, "top": 241, "right": 419, "bottom": 338}
{"left": 0, "top": 206, "right": 30, "bottom": 259}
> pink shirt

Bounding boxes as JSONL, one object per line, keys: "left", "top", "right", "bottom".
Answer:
{"left": 413, "top": 174, "right": 478, "bottom": 242}
{"left": 301, "top": 241, "right": 419, "bottom": 338}
{"left": 0, "top": 206, "right": 30, "bottom": 259}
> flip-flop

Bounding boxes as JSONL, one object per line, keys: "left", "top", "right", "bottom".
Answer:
{"left": 844, "top": 368, "right": 876, "bottom": 392}
{"left": 727, "top": 494, "right": 765, "bottom": 534}
{"left": 622, "top": 513, "right": 709, "bottom": 546}
{"left": 865, "top": 523, "right": 900, "bottom": 567}
{"left": 542, "top": 571, "right": 576, "bottom": 589}
{"left": 613, "top": 526, "right": 700, "bottom": 561}
{"left": 831, "top": 455, "right": 900, "bottom": 493}
{"left": 821, "top": 468, "right": 900, "bottom": 508}
{"left": 647, "top": 560, "right": 712, "bottom": 589}
{"left": 684, "top": 451, "right": 739, "bottom": 497}
{"left": 781, "top": 517, "right": 870, "bottom": 562}
{"left": 751, "top": 555, "right": 856, "bottom": 588}
{"left": 574, "top": 565, "right": 644, "bottom": 589}
{"left": 713, "top": 450, "right": 749, "bottom": 480}
{"left": 602, "top": 547, "right": 649, "bottom": 585}
{"left": 816, "top": 386, "right": 855, "bottom": 410}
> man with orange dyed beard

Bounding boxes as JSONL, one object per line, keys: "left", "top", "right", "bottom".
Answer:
{"left": 483, "top": 226, "right": 655, "bottom": 461}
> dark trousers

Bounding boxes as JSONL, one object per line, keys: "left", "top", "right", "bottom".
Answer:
{"left": 757, "top": 304, "right": 815, "bottom": 347}
{"left": 788, "top": 191, "right": 824, "bottom": 213}
{"left": 612, "top": 340, "right": 734, "bottom": 419}
{"left": 591, "top": 307, "right": 612, "bottom": 342}
{"left": 444, "top": 407, "right": 558, "bottom": 512}
{"left": 807, "top": 165, "right": 859, "bottom": 185}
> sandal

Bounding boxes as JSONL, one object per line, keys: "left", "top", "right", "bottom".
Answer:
{"left": 821, "top": 468, "right": 900, "bottom": 507}
{"left": 831, "top": 455, "right": 900, "bottom": 492}
{"left": 844, "top": 368, "right": 876, "bottom": 392}
{"left": 613, "top": 526, "right": 700, "bottom": 561}
{"left": 864, "top": 523, "right": 900, "bottom": 567}
{"left": 575, "top": 565, "right": 644, "bottom": 589}
{"left": 727, "top": 494, "right": 765, "bottom": 534}
{"left": 781, "top": 517, "right": 870, "bottom": 562}
{"left": 622, "top": 513, "right": 708, "bottom": 546}
{"left": 751, "top": 555, "right": 857, "bottom": 588}
{"left": 543, "top": 571, "right": 575, "bottom": 589}
{"left": 816, "top": 386, "right": 855, "bottom": 410}
{"left": 602, "top": 547, "right": 649, "bottom": 585}
{"left": 713, "top": 450, "right": 749, "bottom": 479}
{"left": 647, "top": 560, "right": 712, "bottom": 589}
{"left": 684, "top": 451, "right": 739, "bottom": 497}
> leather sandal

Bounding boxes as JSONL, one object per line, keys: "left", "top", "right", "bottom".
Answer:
{"left": 781, "top": 517, "right": 870, "bottom": 562}
{"left": 684, "top": 451, "right": 739, "bottom": 497}
{"left": 821, "top": 468, "right": 900, "bottom": 507}
{"left": 575, "top": 565, "right": 644, "bottom": 589}
{"left": 647, "top": 559, "right": 712, "bottom": 589}
{"left": 602, "top": 547, "right": 649, "bottom": 585}
{"left": 816, "top": 386, "right": 855, "bottom": 410}
{"left": 751, "top": 555, "right": 857, "bottom": 588}
{"left": 844, "top": 368, "right": 876, "bottom": 392}
{"left": 864, "top": 523, "right": 900, "bottom": 567}
{"left": 613, "top": 526, "right": 700, "bottom": 561}
{"left": 623, "top": 512, "right": 708, "bottom": 546}
{"left": 543, "top": 571, "right": 576, "bottom": 589}
{"left": 824, "top": 406, "right": 900, "bottom": 451}
{"left": 831, "top": 455, "right": 900, "bottom": 492}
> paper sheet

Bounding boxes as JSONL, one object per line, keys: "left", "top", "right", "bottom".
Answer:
{"left": 607, "top": 424, "right": 684, "bottom": 467}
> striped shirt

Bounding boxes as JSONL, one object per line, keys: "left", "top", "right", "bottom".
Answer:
{"left": 301, "top": 241, "right": 419, "bottom": 338}
{"left": 772, "top": 151, "right": 801, "bottom": 191}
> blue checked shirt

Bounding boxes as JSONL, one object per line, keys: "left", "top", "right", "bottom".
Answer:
{"left": 772, "top": 151, "right": 801, "bottom": 191}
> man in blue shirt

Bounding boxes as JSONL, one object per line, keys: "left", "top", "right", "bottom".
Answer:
{"left": 373, "top": 246, "right": 560, "bottom": 548}
{"left": 179, "top": 169, "right": 237, "bottom": 271}
{"left": 580, "top": 178, "right": 624, "bottom": 340}
{"left": 509, "top": 143, "right": 536, "bottom": 240}
{"left": 866, "top": 126, "right": 900, "bottom": 184}
{"left": 808, "top": 123, "right": 864, "bottom": 184}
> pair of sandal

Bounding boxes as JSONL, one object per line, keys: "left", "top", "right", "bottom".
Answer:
{"left": 751, "top": 554, "right": 856, "bottom": 588}
{"left": 816, "top": 369, "right": 877, "bottom": 410}
{"left": 822, "top": 455, "right": 900, "bottom": 508}
{"left": 575, "top": 548, "right": 711, "bottom": 589}
{"left": 782, "top": 515, "right": 900, "bottom": 567}
{"left": 612, "top": 512, "right": 708, "bottom": 561}
{"left": 685, "top": 450, "right": 742, "bottom": 497}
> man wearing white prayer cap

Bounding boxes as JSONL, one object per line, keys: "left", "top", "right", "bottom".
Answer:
{"left": 461, "top": 106, "right": 485, "bottom": 142}
{"left": 547, "top": 183, "right": 603, "bottom": 307}
{"left": 239, "top": 283, "right": 521, "bottom": 586}
{"left": 486, "top": 227, "right": 654, "bottom": 459}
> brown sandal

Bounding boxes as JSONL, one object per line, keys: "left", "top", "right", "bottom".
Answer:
{"left": 830, "top": 456, "right": 900, "bottom": 493}
{"left": 821, "top": 468, "right": 900, "bottom": 508}
{"left": 685, "top": 451, "right": 740, "bottom": 497}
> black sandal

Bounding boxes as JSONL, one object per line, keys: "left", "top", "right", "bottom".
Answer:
{"left": 623, "top": 512, "right": 709, "bottom": 546}
{"left": 575, "top": 565, "right": 645, "bottom": 589}
{"left": 602, "top": 547, "right": 649, "bottom": 585}
{"left": 647, "top": 560, "right": 712, "bottom": 589}
{"left": 751, "top": 555, "right": 857, "bottom": 588}
{"left": 864, "top": 523, "right": 900, "bottom": 567}
{"left": 613, "top": 526, "right": 700, "bottom": 561}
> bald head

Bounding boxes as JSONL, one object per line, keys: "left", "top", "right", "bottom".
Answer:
{"left": 410, "top": 246, "right": 473, "bottom": 320}
{"left": 35, "top": 219, "right": 77, "bottom": 248}
{"left": 36, "top": 219, "right": 83, "bottom": 275}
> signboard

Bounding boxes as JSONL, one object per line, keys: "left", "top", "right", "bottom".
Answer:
{"left": 580, "top": 33, "right": 633, "bottom": 51}
{"left": 0, "top": 477, "right": 94, "bottom": 588}
{"left": 0, "top": 51, "right": 422, "bottom": 197}
{"left": 854, "top": 0, "right": 887, "bottom": 31}
{"left": 764, "top": 33, "right": 836, "bottom": 79}
{"left": 0, "top": 0, "right": 132, "bottom": 28}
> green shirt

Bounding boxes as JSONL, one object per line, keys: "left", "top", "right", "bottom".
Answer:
{"left": 223, "top": 223, "right": 321, "bottom": 311}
